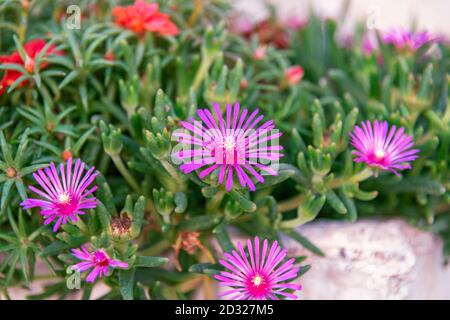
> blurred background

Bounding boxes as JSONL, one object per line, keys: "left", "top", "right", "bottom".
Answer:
{"left": 235, "top": 0, "right": 450, "bottom": 33}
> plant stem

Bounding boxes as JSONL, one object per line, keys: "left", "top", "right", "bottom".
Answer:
{"left": 206, "top": 190, "right": 225, "bottom": 213}
{"left": 187, "top": 0, "right": 203, "bottom": 27}
{"left": 350, "top": 167, "right": 374, "bottom": 182}
{"left": 278, "top": 194, "right": 304, "bottom": 213}
{"left": 114, "top": 241, "right": 128, "bottom": 257}
{"left": 328, "top": 167, "right": 373, "bottom": 189}
{"left": 18, "top": 3, "right": 30, "bottom": 43}
{"left": 203, "top": 276, "right": 215, "bottom": 300}
{"left": 277, "top": 168, "right": 374, "bottom": 213}
{"left": 192, "top": 56, "right": 213, "bottom": 91}
{"left": 175, "top": 276, "right": 203, "bottom": 293}
{"left": 160, "top": 159, "right": 184, "bottom": 189}
{"left": 74, "top": 218, "right": 89, "bottom": 234}
{"left": 138, "top": 240, "right": 171, "bottom": 256}
{"left": 145, "top": 197, "right": 157, "bottom": 216}
{"left": 111, "top": 154, "right": 142, "bottom": 193}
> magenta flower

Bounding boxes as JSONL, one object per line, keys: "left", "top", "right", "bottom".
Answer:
{"left": 349, "top": 120, "right": 419, "bottom": 175}
{"left": 72, "top": 244, "right": 128, "bottom": 283}
{"left": 337, "top": 31, "right": 354, "bottom": 49}
{"left": 174, "top": 102, "right": 283, "bottom": 191}
{"left": 214, "top": 236, "right": 302, "bottom": 300}
{"left": 361, "top": 32, "right": 384, "bottom": 64}
{"left": 284, "top": 15, "right": 308, "bottom": 30}
{"left": 20, "top": 158, "right": 98, "bottom": 232}
{"left": 381, "top": 28, "right": 434, "bottom": 52}
{"left": 362, "top": 32, "right": 379, "bottom": 56}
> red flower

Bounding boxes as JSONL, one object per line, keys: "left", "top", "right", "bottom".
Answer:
{"left": 253, "top": 20, "right": 290, "bottom": 49}
{"left": 0, "top": 39, "right": 62, "bottom": 95}
{"left": 285, "top": 65, "right": 304, "bottom": 85}
{"left": 112, "top": 0, "right": 179, "bottom": 36}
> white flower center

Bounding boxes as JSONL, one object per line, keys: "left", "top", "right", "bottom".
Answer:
{"left": 374, "top": 149, "right": 385, "bottom": 159}
{"left": 58, "top": 192, "right": 71, "bottom": 204}
{"left": 223, "top": 136, "right": 236, "bottom": 151}
{"left": 252, "top": 275, "right": 263, "bottom": 286}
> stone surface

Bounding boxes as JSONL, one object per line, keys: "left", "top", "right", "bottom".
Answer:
{"left": 286, "top": 219, "right": 450, "bottom": 299}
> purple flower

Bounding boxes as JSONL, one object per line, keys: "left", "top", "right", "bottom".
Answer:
{"left": 20, "top": 158, "right": 98, "bottom": 232}
{"left": 362, "top": 32, "right": 379, "bottom": 56}
{"left": 337, "top": 31, "right": 354, "bottom": 49}
{"left": 71, "top": 244, "right": 128, "bottom": 283}
{"left": 361, "top": 32, "right": 384, "bottom": 64}
{"left": 381, "top": 28, "right": 434, "bottom": 52}
{"left": 350, "top": 120, "right": 419, "bottom": 175}
{"left": 214, "top": 236, "right": 302, "bottom": 300}
{"left": 174, "top": 102, "right": 283, "bottom": 192}
{"left": 229, "top": 16, "right": 254, "bottom": 35}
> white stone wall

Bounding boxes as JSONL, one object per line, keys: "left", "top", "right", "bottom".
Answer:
{"left": 234, "top": 0, "right": 450, "bottom": 33}
{"left": 288, "top": 219, "right": 450, "bottom": 299}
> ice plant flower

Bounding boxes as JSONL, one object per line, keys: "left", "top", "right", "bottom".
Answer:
{"left": 361, "top": 32, "right": 379, "bottom": 56}
{"left": 72, "top": 244, "right": 128, "bottom": 282}
{"left": 349, "top": 120, "right": 419, "bottom": 175}
{"left": 174, "top": 102, "right": 283, "bottom": 192}
{"left": 215, "top": 236, "right": 302, "bottom": 300}
{"left": 361, "top": 32, "right": 384, "bottom": 64}
{"left": 112, "top": 0, "right": 179, "bottom": 36}
{"left": 285, "top": 65, "right": 304, "bottom": 85}
{"left": 381, "top": 28, "right": 434, "bottom": 52}
{"left": 337, "top": 31, "right": 354, "bottom": 49}
{"left": 0, "top": 39, "right": 62, "bottom": 95}
{"left": 20, "top": 158, "right": 98, "bottom": 232}
{"left": 284, "top": 15, "right": 308, "bottom": 30}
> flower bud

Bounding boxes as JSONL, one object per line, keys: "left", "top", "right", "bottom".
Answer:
{"left": 100, "top": 121, "right": 123, "bottom": 156}
{"left": 5, "top": 167, "right": 17, "bottom": 179}
{"left": 239, "top": 78, "right": 248, "bottom": 90}
{"left": 24, "top": 56, "right": 35, "bottom": 73}
{"left": 119, "top": 75, "right": 140, "bottom": 116}
{"left": 108, "top": 196, "right": 145, "bottom": 241}
{"left": 144, "top": 128, "right": 171, "bottom": 160}
{"left": 104, "top": 51, "right": 115, "bottom": 62}
{"left": 285, "top": 65, "right": 304, "bottom": 85}
{"left": 21, "top": 0, "right": 30, "bottom": 10}
{"left": 110, "top": 213, "right": 132, "bottom": 238}
{"left": 152, "top": 188, "right": 174, "bottom": 221}
{"left": 61, "top": 150, "right": 73, "bottom": 161}
{"left": 252, "top": 45, "right": 267, "bottom": 60}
